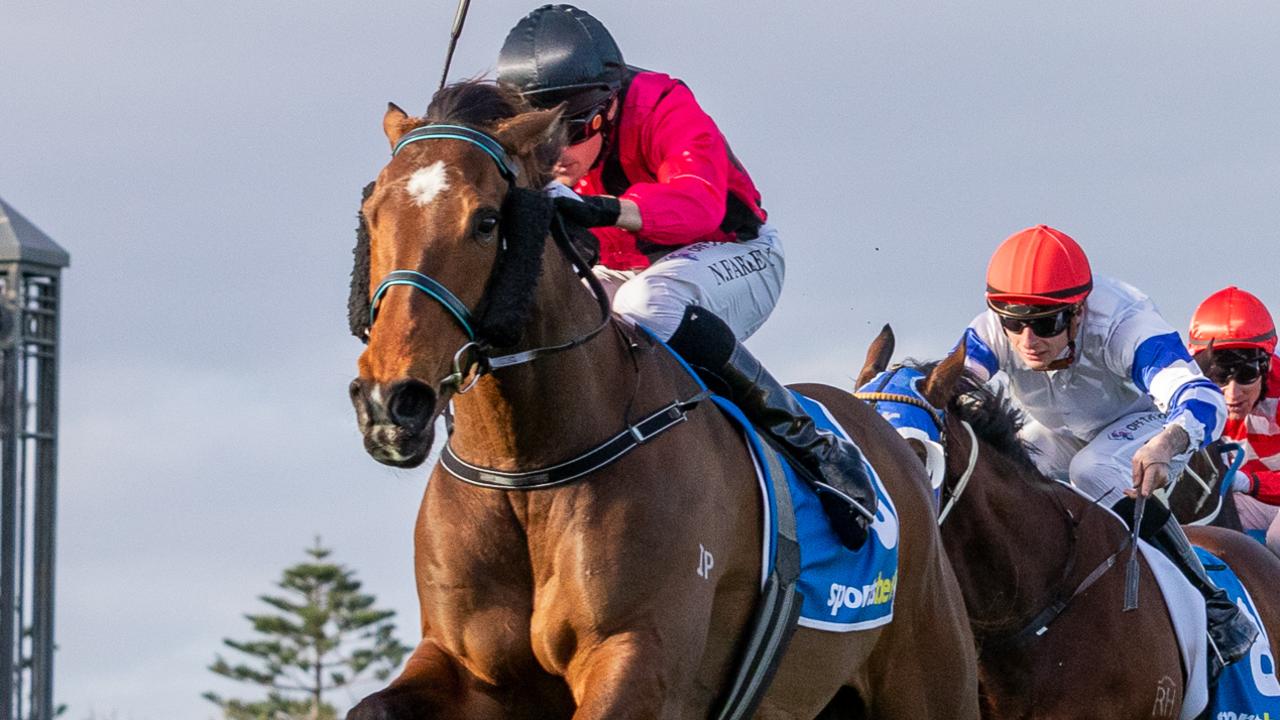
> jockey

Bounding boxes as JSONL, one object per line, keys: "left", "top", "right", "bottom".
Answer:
{"left": 962, "top": 224, "right": 1258, "bottom": 673}
{"left": 1188, "top": 286, "right": 1280, "bottom": 558}
{"left": 496, "top": 4, "right": 877, "bottom": 549}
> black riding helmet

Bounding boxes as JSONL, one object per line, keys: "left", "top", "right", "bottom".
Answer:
{"left": 497, "top": 4, "right": 625, "bottom": 118}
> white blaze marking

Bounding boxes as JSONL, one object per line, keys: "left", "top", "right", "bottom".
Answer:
{"left": 406, "top": 161, "right": 450, "bottom": 206}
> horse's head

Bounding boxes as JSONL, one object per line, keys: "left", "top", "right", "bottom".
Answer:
{"left": 348, "top": 82, "right": 564, "bottom": 467}
{"left": 856, "top": 326, "right": 1047, "bottom": 523}
{"left": 855, "top": 325, "right": 964, "bottom": 490}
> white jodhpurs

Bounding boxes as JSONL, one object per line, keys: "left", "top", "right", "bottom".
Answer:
{"left": 1020, "top": 410, "right": 1193, "bottom": 503}
{"left": 1234, "top": 493, "right": 1280, "bottom": 557}
{"left": 593, "top": 224, "right": 785, "bottom": 342}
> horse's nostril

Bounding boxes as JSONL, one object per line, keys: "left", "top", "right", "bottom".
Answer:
{"left": 387, "top": 379, "right": 436, "bottom": 431}
{"left": 349, "top": 379, "right": 365, "bottom": 402}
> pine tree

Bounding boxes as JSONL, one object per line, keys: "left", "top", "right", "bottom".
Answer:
{"left": 204, "top": 538, "right": 411, "bottom": 720}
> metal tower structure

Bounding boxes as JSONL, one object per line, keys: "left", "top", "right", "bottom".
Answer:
{"left": 0, "top": 196, "right": 69, "bottom": 720}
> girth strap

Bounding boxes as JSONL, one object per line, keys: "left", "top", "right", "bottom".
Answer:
{"left": 440, "top": 391, "right": 711, "bottom": 490}
{"left": 712, "top": 431, "right": 802, "bottom": 720}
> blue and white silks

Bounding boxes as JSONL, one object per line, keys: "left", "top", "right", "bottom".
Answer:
{"left": 962, "top": 275, "right": 1226, "bottom": 450}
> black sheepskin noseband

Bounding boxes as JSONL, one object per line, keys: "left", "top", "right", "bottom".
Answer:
{"left": 348, "top": 181, "right": 376, "bottom": 340}
{"left": 474, "top": 187, "right": 554, "bottom": 348}
{"left": 346, "top": 182, "right": 555, "bottom": 349}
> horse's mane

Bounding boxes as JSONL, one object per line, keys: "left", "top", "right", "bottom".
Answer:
{"left": 423, "top": 80, "right": 563, "bottom": 187}
{"left": 903, "top": 360, "right": 1044, "bottom": 478}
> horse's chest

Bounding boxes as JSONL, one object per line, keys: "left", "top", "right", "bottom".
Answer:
{"left": 416, "top": 500, "right": 541, "bottom": 683}
{"left": 419, "top": 560, "right": 541, "bottom": 683}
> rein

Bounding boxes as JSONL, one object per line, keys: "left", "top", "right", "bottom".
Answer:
{"left": 938, "top": 421, "right": 979, "bottom": 525}
{"left": 369, "top": 123, "right": 613, "bottom": 393}
{"left": 943, "top": 414, "right": 1133, "bottom": 653}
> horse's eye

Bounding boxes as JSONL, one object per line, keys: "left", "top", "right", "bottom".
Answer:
{"left": 473, "top": 212, "right": 499, "bottom": 241}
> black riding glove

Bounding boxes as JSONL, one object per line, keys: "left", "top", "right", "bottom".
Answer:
{"left": 554, "top": 195, "right": 621, "bottom": 228}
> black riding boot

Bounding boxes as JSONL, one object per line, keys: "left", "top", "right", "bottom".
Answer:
{"left": 667, "top": 306, "right": 878, "bottom": 550}
{"left": 1151, "top": 515, "right": 1259, "bottom": 678}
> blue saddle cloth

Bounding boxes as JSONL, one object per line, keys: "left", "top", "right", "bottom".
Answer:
{"left": 1197, "top": 546, "right": 1280, "bottom": 716}
{"left": 711, "top": 392, "right": 901, "bottom": 632}
{"left": 648, "top": 329, "right": 901, "bottom": 631}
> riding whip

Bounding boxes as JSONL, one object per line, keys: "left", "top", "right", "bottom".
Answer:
{"left": 1123, "top": 494, "right": 1146, "bottom": 611}
{"left": 439, "top": 0, "right": 473, "bottom": 90}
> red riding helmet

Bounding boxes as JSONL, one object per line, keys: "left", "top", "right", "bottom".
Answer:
{"left": 1188, "top": 286, "right": 1277, "bottom": 355}
{"left": 985, "top": 225, "right": 1093, "bottom": 312}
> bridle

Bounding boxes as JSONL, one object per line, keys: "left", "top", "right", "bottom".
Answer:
{"left": 364, "top": 122, "right": 711, "bottom": 491}
{"left": 368, "top": 123, "right": 613, "bottom": 394}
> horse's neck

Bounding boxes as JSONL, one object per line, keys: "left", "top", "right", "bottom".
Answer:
{"left": 945, "top": 447, "right": 1082, "bottom": 635}
{"left": 448, "top": 253, "right": 650, "bottom": 470}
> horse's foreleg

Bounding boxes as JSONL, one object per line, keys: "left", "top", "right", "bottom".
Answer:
{"left": 564, "top": 631, "right": 689, "bottom": 720}
{"left": 346, "top": 638, "right": 506, "bottom": 720}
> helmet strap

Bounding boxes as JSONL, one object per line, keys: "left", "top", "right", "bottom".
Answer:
{"left": 588, "top": 96, "right": 622, "bottom": 173}
{"left": 1034, "top": 303, "right": 1085, "bottom": 372}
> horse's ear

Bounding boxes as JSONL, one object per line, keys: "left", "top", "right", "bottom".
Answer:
{"left": 383, "top": 102, "right": 414, "bottom": 149}
{"left": 856, "top": 324, "right": 896, "bottom": 389}
{"left": 923, "top": 339, "right": 968, "bottom": 409}
{"left": 494, "top": 107, "right": 564, "bottom": 157}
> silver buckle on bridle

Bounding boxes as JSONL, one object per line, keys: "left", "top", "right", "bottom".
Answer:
{"left": 439, "top": 341, "right": 484, "bottom": 394}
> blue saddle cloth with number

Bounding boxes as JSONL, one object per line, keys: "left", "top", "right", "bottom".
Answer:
{"left": 652, "top": 332, "right": 901, "bottom": 631}
{"left": 1197, "top": 547, "right": 1280, "bottom": 717}
{"left": 711, "top": 393, "right": 901, "bottom": 631}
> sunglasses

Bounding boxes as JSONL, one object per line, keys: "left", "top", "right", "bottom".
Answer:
{"left": 565, "top": 100, "right": 612, "bottom": 145}
{"left": 1206, "top": 358, "right": 1267, "bottom": 386}
{"left": 997, "top": 308, "right": 1075, "bottom": 337}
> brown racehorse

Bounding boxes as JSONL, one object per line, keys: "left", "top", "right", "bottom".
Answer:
{"left": 857, "top": 326, "right": 1280, "bottom": 719}
{"left": 345, "top": 82, "right": 978, "bottom": 719}
{"left": 860, "top": 326, "right": 1187, "bottom": 717}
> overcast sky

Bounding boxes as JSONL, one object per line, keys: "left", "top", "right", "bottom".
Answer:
{"left": 3, "top": 1, "right": 1279, "bottom": 717}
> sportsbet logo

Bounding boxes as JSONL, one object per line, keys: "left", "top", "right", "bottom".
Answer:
{"left": 826, "top": 571, "right": 897, "bottom": 616}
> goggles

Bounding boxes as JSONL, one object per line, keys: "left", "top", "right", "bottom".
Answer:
{"left": 1203, "top": 349, "right": 1269, "bottom": 385}
{"left": 994, "top": 305, "right": 1076, "bottom": 338}
{"left": 564, "top": 97, "right": 613, "bottom": 145}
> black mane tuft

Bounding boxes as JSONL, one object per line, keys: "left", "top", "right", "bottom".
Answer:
{"left": 903, "top": 360, "right": 1043, "bottom": 477}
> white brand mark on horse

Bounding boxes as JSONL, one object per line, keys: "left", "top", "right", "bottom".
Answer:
{"left": 407, "top": 161, "right": 450, "bottom": 206}
{"left": 1151, "top": 676, "right": 1176, "bottom": 718}
{"left": 696, "top": 544, "right": 714, "bottom": 579}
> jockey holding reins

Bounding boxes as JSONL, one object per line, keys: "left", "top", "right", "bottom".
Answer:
{"left": 495, "top": 4, "right": 878, "bottom": 550}
{"left": 961, "top": 225, "right": 1258, "bottom": 674}
{"left": 1189, "top": 286, "right": 1280, "bottom": 558}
